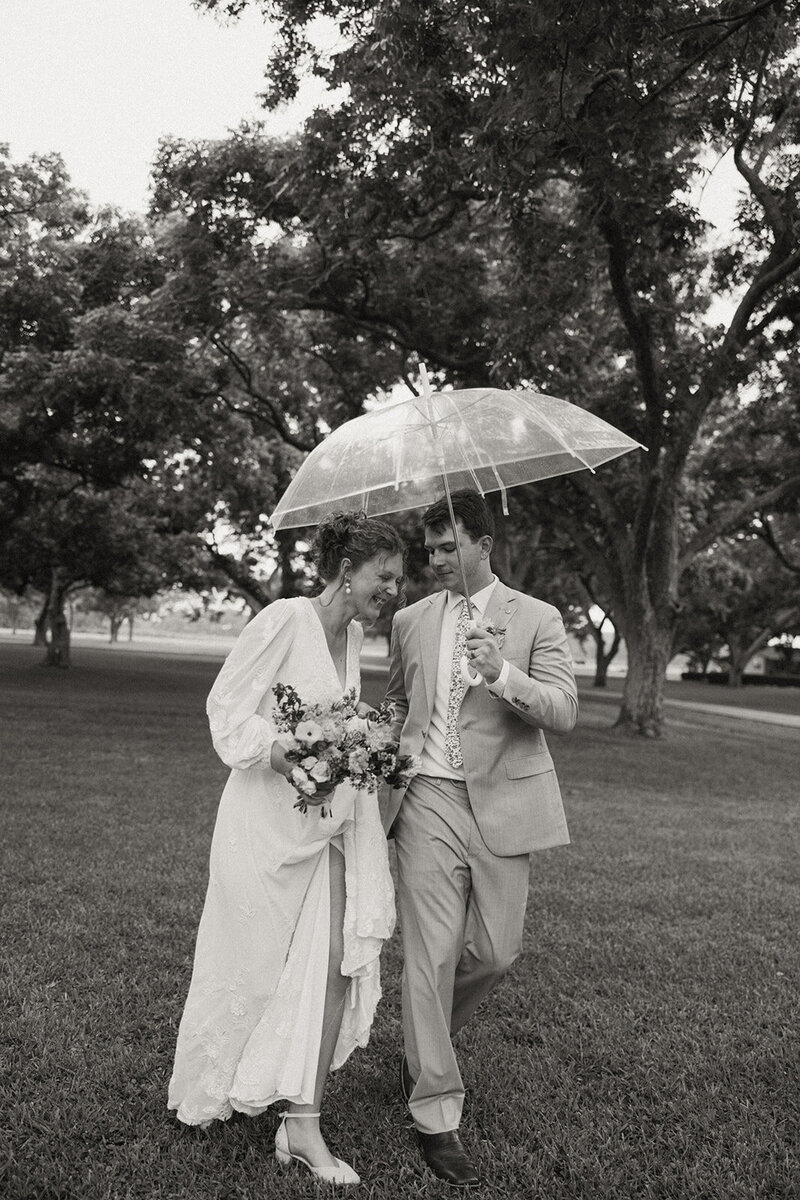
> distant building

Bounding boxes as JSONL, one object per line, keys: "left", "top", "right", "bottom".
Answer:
{"left": 747, "top": 644, "right": 800, "bottom": 678}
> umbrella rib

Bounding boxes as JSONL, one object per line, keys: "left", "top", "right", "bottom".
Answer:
{"left": 394, "top": 415, "right": 407, "bottom": 493}
{"left": 513, "top": 392, "right": 600, "bottom": 474}
{"left": 447, "top": 400, "right": 509, "bottom": 505}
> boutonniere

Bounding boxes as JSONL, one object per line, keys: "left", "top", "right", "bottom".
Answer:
{"left": 483, "top": 623, "right": 508, "bottom": 650}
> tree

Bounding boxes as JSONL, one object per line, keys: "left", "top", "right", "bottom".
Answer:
{"left": 1, "top": 481, "right": 203, "bottom": 665}
{"left": 0, "top": 148, "right": 243, "bottom": 659}
{"left": 186, "top": 0, "right": 800, "bottom": 735}
{"left": 677, "top": 534, "right": 800, "bottom": 685}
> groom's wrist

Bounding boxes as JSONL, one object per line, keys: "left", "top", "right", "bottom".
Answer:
{"left": 486, "top": 659, "right": 510, "bottom": 694}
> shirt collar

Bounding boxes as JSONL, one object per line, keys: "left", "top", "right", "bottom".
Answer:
{"left": 446, "top": 576, "right": 497, "bottom": 616}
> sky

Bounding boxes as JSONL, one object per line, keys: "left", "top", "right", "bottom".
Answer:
{"left": 1, "top": 0, "right": 333, "bottom": 212}
{"left": 2, "top": 0, "right": 744, "bottom": 240}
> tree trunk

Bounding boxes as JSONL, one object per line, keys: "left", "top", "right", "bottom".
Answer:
{"left": 614, "top": 596, "right": 674, "bottom": 737}
{"left": 109, "top": 615, "right": 123, "bottom": 643}
{"left": 488, "top": 500, "right": 539, "bottom": 590}
{"left": 615, "top": 627, "right": 672, "bottom": 736}
{"left": 42, "top": 568, "right": 71, "bottom": 667}
{"left": 33, "top": 595, "right": 49, "bottom": 646}
{"left": 593, "top": 621, "right": 621, "bottom": 688}
{"left": 128, "top": 615, "right": 134, "bottom": 641}
{"left": 276, "top": 529, "right": 302, "bottom": 599}
{"left": 727, "top": 627, "right": 774, "bottom": 688}
{"left": 210, "top": 548, "right": 274, "bottom": 611}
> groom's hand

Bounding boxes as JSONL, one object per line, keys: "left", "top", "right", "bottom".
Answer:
{"left": 465, "top": 626, "right": 504, "bottom": 685}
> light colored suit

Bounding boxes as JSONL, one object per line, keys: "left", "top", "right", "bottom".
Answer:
{"left": 384, "top": 579, "right": 578, "bottom": 854}
{"left": 384, "top": 578, "right": 578, "bottom": 1134}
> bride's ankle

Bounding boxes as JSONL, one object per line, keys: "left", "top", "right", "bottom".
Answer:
{"left": 285, "top": 1109, "right": 320, "bottom": 1126}
{"left": 283, "top": 1112, "right": 321, "bottom": 1142}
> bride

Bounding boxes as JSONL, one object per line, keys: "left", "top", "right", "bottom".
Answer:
{"left": 168, "top": 511, "right": 405, "bottom": 1185}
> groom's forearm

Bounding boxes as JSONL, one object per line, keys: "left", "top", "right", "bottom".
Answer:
{"left": 490, "top": 612, "right": 578, "bottom": 734}
{"left": 495, "top": 662, "right": 578, "bottom": 733}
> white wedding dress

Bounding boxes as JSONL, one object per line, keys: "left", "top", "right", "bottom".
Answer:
{"left": 168, "top": 597, "right": 396, "bottom": 1127}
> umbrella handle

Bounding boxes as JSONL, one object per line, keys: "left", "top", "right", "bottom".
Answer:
{"left": 460, "top": 655, "right": 483, "bottom": 687}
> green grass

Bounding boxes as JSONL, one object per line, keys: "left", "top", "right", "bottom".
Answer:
{"left": 2, "top": 641, "right": 798, "bottom": 1199}
{"left": 580, "top": 674, "right": 800, "bottom": 717}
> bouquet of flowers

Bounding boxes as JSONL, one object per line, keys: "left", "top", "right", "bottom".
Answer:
{"left": 272, "top": 684, "right": 420, "bottom": 816}
{"left": 355, "top": 700, "right": 421, "bottom": 792}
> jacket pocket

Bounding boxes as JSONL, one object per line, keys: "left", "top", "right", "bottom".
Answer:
{"left": 505, "top": 753, "right": 554, "bottom": 779}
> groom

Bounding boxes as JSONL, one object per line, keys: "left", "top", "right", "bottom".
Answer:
{"left": 384, "top": 489, "right": 578, "bottom": 1186}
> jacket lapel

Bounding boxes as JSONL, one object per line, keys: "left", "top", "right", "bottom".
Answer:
{"left": 418, "top": 592, "right": 446, "bottom": 717}
{"left": 480, "top": 579, "right": 517, "bottom": 646}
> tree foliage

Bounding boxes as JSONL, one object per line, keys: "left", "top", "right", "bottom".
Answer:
{"left": 182, "top": 0, "right": 800, "bottom": 733}
{"left": 677, "top": 533, "right": 800, "bottom": 684}
{"left": 0, "top": 149, "right": 224, "bottom": 660}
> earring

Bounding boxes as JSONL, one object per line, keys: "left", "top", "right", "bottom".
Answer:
{"left": 345, "top": 576, "right": 352, "bottom": 595}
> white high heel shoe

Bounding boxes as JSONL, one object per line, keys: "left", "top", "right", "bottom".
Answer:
{"left": 274, "top": 1111, "right": 360, "bottom": 1186}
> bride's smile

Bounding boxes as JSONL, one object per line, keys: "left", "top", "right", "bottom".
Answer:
{"left": 348, "top": 553, "right": 404, "bottom": 624}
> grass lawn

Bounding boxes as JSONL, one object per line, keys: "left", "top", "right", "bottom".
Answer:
{"left": 579, "top": 675, "right": 800, "bottom": 717}
{"left": 2, "top": 641, "right": 798, "bottom": 1200}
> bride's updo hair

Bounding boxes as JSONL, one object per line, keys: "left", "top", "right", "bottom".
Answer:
{"left": 311, "top": 510, "right": 405, "bottom": 587}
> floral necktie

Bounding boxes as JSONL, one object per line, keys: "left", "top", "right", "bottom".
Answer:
{"left": 445, "top": 599, "right": 470, "bottom": 768}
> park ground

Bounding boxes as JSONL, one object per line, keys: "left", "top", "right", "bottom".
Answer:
{"left": 1, "top": 640, "right": 798, "bottom": 1200}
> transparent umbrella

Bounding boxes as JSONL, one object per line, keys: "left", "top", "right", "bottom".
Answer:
{"left": 270, "top": 366, "right": 645, "bottom": 684}
{"left": 270, "top": 365, "right": 644, "bottom": 535}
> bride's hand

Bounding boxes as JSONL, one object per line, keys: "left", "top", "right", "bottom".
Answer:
{"left": 270, "top": 742, "right": 294, "bottom": 780}
{"left": 270, "top": 744, "right": 336, "bottom": 804}
{"left": 300, "top": 780, "right": 335, "bottom": 801}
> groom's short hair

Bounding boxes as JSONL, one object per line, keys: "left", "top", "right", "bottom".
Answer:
{"left": 423, "top": 489, "right": 494, "bottom": 542}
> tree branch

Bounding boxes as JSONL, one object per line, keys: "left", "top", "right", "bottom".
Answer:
{"left": 209, "top": 335, "right": 317, "bottom": 452}
{"left": 643, "top": 0, "right": 785, "bottom": 108}
{"left": 679, "top": 475, "right": 800, "bottom": 567}
{"left": 674, "top": 243, "right": 800, "bottom": 471}
{"left": 755, "top": 513, "right": 800, "bottom": 573}
{"left": 597, "top": 212, "right": 665, "bottom": 453}
{"left": 299, "top": 299, "right": 489, "bottom": 377}
{"left": 742, "top": 288, "right": 800, "bottom": 343}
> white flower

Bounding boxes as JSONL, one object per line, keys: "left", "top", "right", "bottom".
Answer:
{"left": 310, "top": 759, "right": 332, "bottom": 783}
{"left": 276, "top": 732, "right": 296, "bottom": 750}
{"left": 366, "top": 725, "right": 392, "bottom": 751}
{"left": 291, "top": 767, "right": 316, "bottom": 795}
{"left": 301, "top": 755, "right": 318, "bottom": 770}
{"left": 295, "top": 720, "right": 324, "bottom": 746}
{"left": 348, "top": 748, "right": 370, "bottom": 774}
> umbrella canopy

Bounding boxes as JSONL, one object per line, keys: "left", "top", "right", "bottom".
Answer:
{"left": 269, "top": 381, "right": 645, "bottom": 531}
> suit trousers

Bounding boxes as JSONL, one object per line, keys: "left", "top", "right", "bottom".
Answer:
{"left": 394, "top": 775, "right": 531, "bottom": 1133}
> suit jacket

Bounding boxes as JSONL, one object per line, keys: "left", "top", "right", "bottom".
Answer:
{"left": 384, "top": 579, "right": 578, "bottom": 857}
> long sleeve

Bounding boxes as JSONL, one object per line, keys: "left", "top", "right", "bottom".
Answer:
{"left": 493, "top": 605, "right": 578, "bottom": 734}
{"left": 385, "top": 616, "right": 409, "bottom": 744}
{"left": 206, "top": 599, "right": 297, "bottom": 771}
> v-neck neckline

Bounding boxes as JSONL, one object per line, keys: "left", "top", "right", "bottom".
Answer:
{"left": 305, "top": 597, "right": 351, "bottom": 692}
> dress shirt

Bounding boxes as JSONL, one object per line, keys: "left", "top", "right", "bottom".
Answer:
{"left": 418, "top": 577, "right": 509, "bottom": 780}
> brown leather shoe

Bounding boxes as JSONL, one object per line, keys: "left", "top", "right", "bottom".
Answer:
{"left": 400, "top": 1054, "right": 415, "bottom": 1104}
{"left": 417, "top": 1129, "right": 479, "bottom": 1186}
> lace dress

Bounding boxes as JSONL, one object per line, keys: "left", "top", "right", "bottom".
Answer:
{"left": 167, "top": 598, "right": 396, "bottom": 1127}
